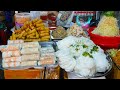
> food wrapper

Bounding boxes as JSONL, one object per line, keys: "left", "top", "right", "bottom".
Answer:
{"left": 0, "top": 44, "right": 21, "bottom": 52}
{"left": 41, "top": 53, "right": 55, "bottom": 57}
{"left": 45, "top": 65, "right": 60, "bottom": 79}
{"left": 3, "top": 57, "right": 22, "bottom": 63}
{"left": 38, "top": 57, "right": 55, "bottom": 65}
{"left": 21, "top": 54, "right": 40, "bottom": 61}
{"left": 7, "top": 40, "right": 24, "bottom": 45}
{"left": 21, "top": 47, "right": 39, "bottom": 55}
{"left": 22, "top": 42, "right": 40, "bottom": 48}
{"left": 2, "top": 50, "right": 21, "bottom": 58}
{"left": 2, "top": 61, "right": 21, "bottom": 68}
{"left": 21, "top": 61, "right": 37, "bottom": 67}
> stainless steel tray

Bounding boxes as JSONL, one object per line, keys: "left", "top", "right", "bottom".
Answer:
{"left": 0, "top": 42, "right": 58, "bottom": 70}
{"left": 35, "top": 41, "right": 58, "bottom": 68}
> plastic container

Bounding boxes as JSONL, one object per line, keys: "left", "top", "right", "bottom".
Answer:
{"left": 14, "top": 13, "right": 31, "bottom": 29}
{"left": 88, "top": 27, "right": 120, "bottom": 50}
{"left": 45, "top": 64, "right": 60, "bottom": 79}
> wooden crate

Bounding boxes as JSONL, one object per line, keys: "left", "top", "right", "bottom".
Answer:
{"left": 112, "top": 64, "right": 120, "bottom": 79}
{"left": 4, "top": 69, "right": 44, "bottom": 79}
{"left": 63, "top": 70, "right": 68, "bottom": 79}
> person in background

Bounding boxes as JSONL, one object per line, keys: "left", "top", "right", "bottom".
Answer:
{"left": 4, "top": 11, "right": 15, "bottom": 40}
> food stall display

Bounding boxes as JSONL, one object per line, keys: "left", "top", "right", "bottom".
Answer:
{"left": 92, "top": 11, "right": 119, "bottom": 36}
{"left": 51, "top": 26, "right": 67, "bottom": 39}
{"left": 0, "top": 41, "right": 40, "bottom": 69}
{"left": 1, "top": 11, "right": 119, "bottom": 79}
{"left": 107, "top": 49, "right": 120, "bottom": 79}
{"left": 15, "top": 13, "right": 31, "bottom": 30}
{"left": 67, "top": 23, "right": 88, "bottom": 37}
{"left": 56, "top": 36, "right": 112, "bottom": 78}
{"left": 10, "top": 18, "right": 50, "bottom": 42}
{"left": 0, "top": 40, "right": 60, "bottom": 79}
{"left": 88, "top": 11, "right": 120, "bottom": 49}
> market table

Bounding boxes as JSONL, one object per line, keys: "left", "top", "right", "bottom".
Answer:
{"left": 0, "top": 49, "right": 113, "bottom": 79}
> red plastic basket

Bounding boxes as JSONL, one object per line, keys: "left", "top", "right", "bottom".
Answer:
{"left": 88, "top": 27, "right": 120, "bottom": 50}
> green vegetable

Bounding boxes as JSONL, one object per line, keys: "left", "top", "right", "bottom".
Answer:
{"left": 107, "top": 49, "right": 118, "bottom": 57}
{"left": 83, "top": 44, "right": 88, "bottom": 48}
{"left": 90, "top": 46, "right": 98, "bottom": 53}
{"left": 103, "top": 11, "right": 115, "bottom": 17}
{"left": 83, "top": 52, "right": 93, "bottom": 58}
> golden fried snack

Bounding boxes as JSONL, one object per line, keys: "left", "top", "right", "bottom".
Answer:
{"left": 18, "top": 31, "right": 25, "bottom": 38}
{"left": 29, "top": 36, "right": 37, "bottom": 39}
{"left": 32, "top": 39, "right": 41, "bottom": 42}
{"left": 35, "top": 20, "right": 43, "bottom": 24}
{"left": 41, "top": 36, "right": 50, "bottom": 39}
{"left": 36, "top": 27, "right": 45, "bottom": 31}
{"left": 10, "top": 36, "right": 13, "bottom": 40}
{"left": 28, "top": 29, "right": 36, "bottom": 34}
{"left": 40, "top": 38, "right": 49, "bottom": 41}
{"left": 27, "top": 33, "right": 36, "bottom": 39}
{"left": 40, "top": 30, "right": 49, "bottom": 34}
{"left": 21, "top": 37, "right": 25, "bottom": 40}
{"left": 24, "top": 39, "right": 32, "bottom": 42}
{"left": 12, "top": 33, "right": 16, "bottom": 40}
{"left": 40, "top": 33, "right": 49, "bottom": 37}
{"left": 32, "top": 18, "right": 39, "bottom": 23}
{"left": 36, "top": 32, "right": 39, "bottom": 38}
{"left": 36, "top": 23, "right": 44, "bottom": 28}
{"left": 23, "top": 32, "right": 28, "bottom": 37}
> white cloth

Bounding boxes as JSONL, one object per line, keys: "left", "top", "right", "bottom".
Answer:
{"left": 30, "top": 11, "right": 40, "bottom": 20}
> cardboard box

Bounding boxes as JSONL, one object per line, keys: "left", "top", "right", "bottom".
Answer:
{"left": 4, "top": 69, "right": 44, "bottom": 79}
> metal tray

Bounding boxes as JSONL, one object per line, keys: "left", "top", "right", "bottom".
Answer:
{"left": 35, "top": 41, "right": 58, "bottom": 68}
{"left": 50, "top": 30, "right": 63, "bottom": 41}
{"left": 0, "top": 42, "right": 58, "bottom": 70}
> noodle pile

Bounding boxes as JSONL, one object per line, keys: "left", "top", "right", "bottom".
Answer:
{"left": 92, "top": 16, "right": 119, "bottom": 36}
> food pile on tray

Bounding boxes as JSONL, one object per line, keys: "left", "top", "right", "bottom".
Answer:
{"left": 0, "top": 40, "right": 57, "bottom": 69}
{"left": 88, "top": 11, "right": 120, "bottom": 49}
{"left": 0, "top": 11, "right": 117, "bottom": 79}
{"left": 107, "top": 49, "right": 120, "bottom": 67}
{"left": 10, "top": 18, "right": 50, "bottom": 42}
{"left": 55, "top": 36, "right": 112, "bottom": 78}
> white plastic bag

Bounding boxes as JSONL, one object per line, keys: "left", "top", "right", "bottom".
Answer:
{"left": 30, "top": 11, "right": 41, "bottom": 20}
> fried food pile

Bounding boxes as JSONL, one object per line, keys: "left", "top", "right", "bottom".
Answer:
{"left": 10, "top": 18, "right": 50, "bottom": 42}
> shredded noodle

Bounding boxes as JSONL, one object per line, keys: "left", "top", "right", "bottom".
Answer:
{"left": 92, "top": 16, "right": 119, "bottom": 36}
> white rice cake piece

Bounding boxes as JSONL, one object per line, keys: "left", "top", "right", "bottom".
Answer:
{"left": 21, "top": 61, "right": 37, "bottom": 67}
{"left": 8, "top": 40, "right": 24, "bottom": 45}
{"left": 21, "top": 47, "right": 40, "bottom": 55}
{"left": 2, "top": 50, "right": 21, "bottom": 58}
{"left": 22, "top": 42, "right": 40, "bottom": 48}
{"left": 21, "top": 54, "right": 40, "bottom": 61}
{"left": 3, "top": 57, "right": 22, "bottom": 62}
{"left": 0, "top": 44, "right": 21, "bottom": 52}
{"left": 2, "top": 61, "right": 21, "bottom": 68}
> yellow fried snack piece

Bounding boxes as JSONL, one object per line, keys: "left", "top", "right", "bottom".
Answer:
{"left": 40, "top": 33, "right": 49, "bottom": 37}
{"left": 28, "top": 29, "right": 36, "bottom": 34}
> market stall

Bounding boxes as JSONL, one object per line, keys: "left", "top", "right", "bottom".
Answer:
{"left": 0, "top": 11, "right": 119, "bottom": 79}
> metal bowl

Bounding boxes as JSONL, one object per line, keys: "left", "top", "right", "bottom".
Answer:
{"left": 69, "top": 52, "right": 113, "bottom": 79}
